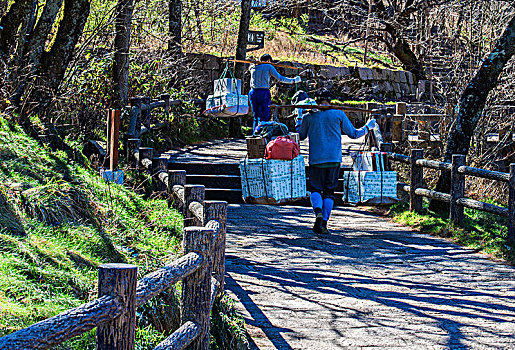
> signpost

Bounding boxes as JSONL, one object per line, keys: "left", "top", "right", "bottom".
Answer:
{"left": 251, "top": 0, "right": 267, "bottom": 9}
{"left": 247, "top": 30, "right": 265, "bottom": 52}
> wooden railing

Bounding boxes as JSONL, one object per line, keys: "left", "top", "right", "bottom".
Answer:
{"left": 387, "top": 147, "right": 515, "bottom": 243}
{"left": 0, "top": 148, "right": 227, "bottom": 349}
{"left": 126, "top": 96, "right": 205, "bottom": 139}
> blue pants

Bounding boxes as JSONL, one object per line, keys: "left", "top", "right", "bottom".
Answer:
{"left": 249, "top": 88, "right": 271, "bottom": 132}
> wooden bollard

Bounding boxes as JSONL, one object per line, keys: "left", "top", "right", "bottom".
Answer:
{"left": 97, "top": 264, "right": 138, "bottom": 350}
{"left": 508, "top": 164, "right": 515, "bottom": 244}
{"left": 153, "top": 157, "right": 168, "bottom": 192}
{"left": 168, "top": 170, "right": 187, "bottom": 212}
{"left": 184, "top": 185, "right": 205, "bottom": 227}
{"left": 142, "top": 97, "right": 151, "bottom": 129}
{"left": 129, "top": 97, "right": 142, "bottom": 138}
{"left": 182, "top": 227, "right": 213, "bottom": 350}
{"left": 126, "top": 138, "right": 141, "bottom": 168}
{"left": 450, "top": 154, "right": 466, "bottom": 224}
{"left": 410, "top": 149, "right": 424, "bottom": 213}
{"left": 107, "top": 109, "right": 121, "bottom": 171}
{"left": 160, "top": 94, "right": 170, "bottom": 114}
{"left": 139, "top": 147, "right": 153, "bottom": 171}
{"left": 395, "top": 102, "right": 406, "bottom": 142}
{"left": 203, "top": 200, "right": 228, "bottom": 295}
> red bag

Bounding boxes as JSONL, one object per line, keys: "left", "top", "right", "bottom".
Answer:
{"left": 264, "top": 136, "right": 300, "bottom": 160}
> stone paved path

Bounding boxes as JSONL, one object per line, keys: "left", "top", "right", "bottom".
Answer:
{"left": 225, "top": 204, "right": 515, "bottom": 350}
{"left": 166, "top": 136, "right": 363, "bottom": 167}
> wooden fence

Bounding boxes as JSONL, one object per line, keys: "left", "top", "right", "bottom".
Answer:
{"left": 386, "top": 147, "right": 515, "bottom": 242}
{"left": 371, "top": 103, "right": 515, "bottom": 145}
{"left": 0, "top": 146, "right": 227, "bottom": 350}
{"left": 125, "top": 95, "right": 205, "bottom": 140}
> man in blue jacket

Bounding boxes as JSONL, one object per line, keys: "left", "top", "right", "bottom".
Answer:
{"left": 297, "top": 91, "right": 376, "bottom": 234}
{"left": 250, "top": 54, "right": 301, "bottom": 133}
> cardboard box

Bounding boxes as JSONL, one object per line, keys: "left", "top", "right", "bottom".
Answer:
{"left": 240, "top": 156, "right": 307, "bottom": 204}
{"left": 205, "top": 93, "right": 249, "bottom": 117}
{"left": 246, "top": 136, "right": 267, "bottom": 159}
{"left": 342, "top": 171, "right": 397, "bottom": 204}
{"left": 214, "top": 78, "right": 242, "bottom": 95}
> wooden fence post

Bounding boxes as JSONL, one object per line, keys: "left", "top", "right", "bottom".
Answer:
{"left": 182, "top": 227, "right": 213, "bottom": 350}
{"left": 97, "top": 264, "right": 138, "bottom": 350}
{"left": 168, "top": 170, "right": 187, "bottom": 212}
{"left": 203, "top": 200, "right": 228, "bottom": 295}
{"left": 139, "top": 147, "right": 153, "bottom": 172}
{"left": 108, "top": 110, "right": 121, "bottom": 171}
{"left": 410, "top": 149, "right": 424, "bottom": 213}
{"left": 508, "top": 164, "right": 515, "bottom": 243}
{"left": 394, "top": 102, "right": 406, "bottom": 142}
{"left": 161, "top": 94, "right": 170, "bottom": 114}
{"left": 129, "top": 97, "right": 142, "bottom": 138}
{"left": 450, "top": 154, "right": 466, "bottom": 225}
{"left": 153, "top": 157, "right": 168, "bottom": 192}
{"left": 126, "top": 138, "right": 141, "bottom": 168}
{"left": 184, "top": 185, "right": 205, "bottom": 227}
{"left": 142, "top": 97, "right": 151, "bottom": 130}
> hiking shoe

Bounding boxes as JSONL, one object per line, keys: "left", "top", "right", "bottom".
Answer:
{"left": 313, "top": 213, "right": 323, "bottom": 234}
{"left": 319, "top": 220, "right": 331, "bottom": 234}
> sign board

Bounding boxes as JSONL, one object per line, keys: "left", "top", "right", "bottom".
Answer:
{"left": 251, "top": 0, "right": 268, "bottom": 8}
{"left": 247, "top": 30, "right": 265, "bottom": 52}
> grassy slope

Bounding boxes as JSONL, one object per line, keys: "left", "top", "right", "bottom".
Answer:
{"left": 387, "top": 200, "right": 515, "bottom": 264}
{"left": 192, "top": 10, "right": 398, "bottom": 70}
{"left": 0, "top": 117, "right": 180, "bottom": 347}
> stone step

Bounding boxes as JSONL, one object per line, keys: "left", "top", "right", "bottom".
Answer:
{"left": 168, "top": 162, "right": 240, "bottom": 175}
{"left": 205, "top": 188, "right": 244, "bottom": 203}
{"left": 187, "top": 174, "right": 241, "bottom": 189}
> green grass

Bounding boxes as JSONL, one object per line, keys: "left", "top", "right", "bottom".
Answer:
{"left": 389, "top": 200, "right": 515, "bottom": 263}
{"left": 0, "top": 117, "right": 248, "bottom": 348}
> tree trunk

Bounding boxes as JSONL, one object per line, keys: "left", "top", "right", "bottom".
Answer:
{"left": 234, "top": 0, "right": 251, "bottom": 80}
{"left": 431, "top": 13, "right": 515, "bottom": 210}
{"left": 0, "top": 0, "right": 34, "bottom": 57}
{"left": 374, "top": 0, "right": 426, "bottom": 81}
{"left": 389, "top": 34, "right": 426, "bottom": 81}
{"left": 13, "top": 0, "right": 36, "bottom": 62}
{"left": 169, "top": 0, "right": 182, "bottom": 53}
{"left": 24, "top": 0, "right": 64, "bottom": 69}
{"left": 113, "top": 0, "right": 135, "bottom": 109}
{"left": 38, "top": 0, "right": 90, "bottom": 94}
{"left": 231, "top": 0, "right": 251, "bottom": 139}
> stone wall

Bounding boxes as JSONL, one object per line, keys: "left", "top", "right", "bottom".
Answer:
{"left": 186, "top": 53, "right": 418, "bottom": 101}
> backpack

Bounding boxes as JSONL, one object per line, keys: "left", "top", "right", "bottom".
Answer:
{"left": 256, "top": 121, "right": 289, "bottom": 139}
{"left": 264, "top": 136, "right": 300, "bottom": 160}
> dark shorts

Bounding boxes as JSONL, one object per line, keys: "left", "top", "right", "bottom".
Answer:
{"left": 309, "top": 166, "right": 340, "bottom": 200}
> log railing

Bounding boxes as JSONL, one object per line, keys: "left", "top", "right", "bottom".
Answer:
{"left": 387, "top": 147, "right": 515, "bottom": 243}
{"left": 126, "top": 96, "right": 205, "bottom": 139}
{"left": 0, "top": 147, "right": 227, "bottom": 349}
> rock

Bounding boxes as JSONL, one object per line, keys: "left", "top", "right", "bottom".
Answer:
{"left": 392, "top": 70, "right": 401, "bottom": 83}
{"left": 358, "top": 67, "right": 373, "bottom": 80}
{"left": 399, "top": 71, "right": 408, "bottom": 83}
{"left": 372, "top": 68, "right": 382, "bottom": 81}
{"left": 203, "top": 55, "right": 220, "bottom": 70}
{"left": 406, "top": 71, "right": 415, "bottom": 85}
{"left": 393, "top": 83, "right": 401, "bottom": 93}
{"left": 384, "top": 81, "right": 394, "bottom": 92}
{"left": 339, "top": 66, "right": 350, "bottom": 77}
{"left": 382, "top": 69, "right": 390, "bottom": 81}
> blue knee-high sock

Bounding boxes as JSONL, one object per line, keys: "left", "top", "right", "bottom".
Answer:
{"left": 322, "top": 198, "right": 334, "bottom": 221}
{"left": 310, "top": 192, "right": 323, "bottom": 214}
